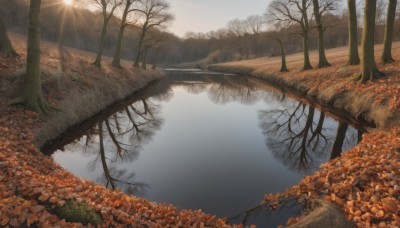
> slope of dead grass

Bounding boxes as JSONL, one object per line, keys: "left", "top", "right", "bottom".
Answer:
{"left": 210, "top": 43, "right": 400, "bottom": 227}
{"left": 210, "top": 42, "right": 400, "bottom": 129}
{"left": 1, "top": 32, "right": 399, "bottom": 227}
{"left": 0, "top": 33, "right": 230, "bottom": 227}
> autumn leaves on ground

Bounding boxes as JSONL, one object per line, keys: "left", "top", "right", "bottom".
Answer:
{"left": 1, "top": 0, "right": 400, "bottom": 227}
{"left": 1, "top": 35, "right": 399, "bottom": 227}
{"left": 209, "top": 42, "right": 400, "bottom": 227}
{"left": 0, "top": 34, "right": 228, "bottom": 227}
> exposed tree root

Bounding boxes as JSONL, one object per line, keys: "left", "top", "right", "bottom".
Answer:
{"left": 354, "top": 69, "right": 384, "bottom": 83}
{"left": 301, "top": 65, "right": 313, "bottom": 71}
{"left": 381, "top": 57, "right": 395, "bottom": 64}
{"left": 280, "top": 67, "right": 289, "bottom": 72}
{"left": 92, "top": 60, "right": 101, "bottom": 68}
{"left": 0, "top": 49, "right": 18, "bottom": 58}
{"left": 10, "top": 97, "right": 59, "bottom": 115}
{"left": 318, "top": 61, "right": 331, "bottom": 69}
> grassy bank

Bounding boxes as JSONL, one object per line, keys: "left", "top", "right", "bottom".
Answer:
{"left": 209, "top": 42, "right": 400, "bottom": 130}
{"left": 0, "top": 34, "right": 229, "bottom": 227}
{"left": 209, "top": 43, "right": 400, "bottom": 227}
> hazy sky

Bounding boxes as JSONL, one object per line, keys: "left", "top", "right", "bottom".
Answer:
{"left": 168, "top": 0, "right": 271, "bottom": 37}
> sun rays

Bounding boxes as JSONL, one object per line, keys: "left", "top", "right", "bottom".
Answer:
{"left": 64, "top": 0, "right": 73, "bottom": 5}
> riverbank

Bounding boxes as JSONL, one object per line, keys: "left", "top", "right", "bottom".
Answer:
{"left": 0, "top": 34, "right": 228, "bottom": 226}
{"left": 209, "top": 43, "right": 400, "bottom": 227}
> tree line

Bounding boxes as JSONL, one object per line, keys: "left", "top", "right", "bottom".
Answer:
{"left": 0, "top": 0, "right": 174, "bottom": 68}
{"left": 162, "top": 0, "right": 400, "bottom": 74}
{"left": 0, "top": 0, "right": 399, "bottom": 114}
{"left": 266, "top": 0, "right": 397, "bottom": 82}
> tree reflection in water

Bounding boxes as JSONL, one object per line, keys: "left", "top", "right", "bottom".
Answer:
{"left": 74, "top": 98, "right": 163, "bottom": 196}
{"left": 49, "top": 71, "right": 367, "bottom": 219}
{"left": 173, "top": 72, "right": 362, "bottom": 174}
{"left": 208, "top": 76, "right": 265, "bottom": 105}
{"left": 259, "top": 100, "right": 360, "bottom": 174}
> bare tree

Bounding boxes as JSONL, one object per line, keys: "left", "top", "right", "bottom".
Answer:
{"left": 111, "top": 0, "right": 140, "bottom": 68}
{"left": 140, "top": 29, "right": 164, "bottom": 70}
{"left": 12, "top": 0, "right": 53, "bottom": 114}
{"left": 312, "top": 0, "right": 338, "bottom": 68}
{"left": 375, "top": 0, "right": 387, "bottom": 26}
{"left": 133, "top": 0, "right": 173, "bottom": 67}
{"left": 347, "top": 0, "right": 360, "bottom": 65}
{"left": 244, "top": 15, "right": 265, "bottom": 55}
{"left": 0, "top": 14, "right": 17, "bottom": 57}
{"left": 227, "top": 19, "right": 250, "bottom": 59}
{"left": 151, "top": 43, "right": 162, "bottom": 70}
{"left": 267, "top": 29, "right": 289, "bottom": 72}
{"left": 245, "top": 15, "right": 265, "bottom": 35}
{"left": 92, "top": 0, "right": 121, "bottom": 67}
{"left": 381, "top": 0, "right": 397, "bottom": 63}
{"left": 356, "top": 0, "right": 382, "bottom": 82}
{"left": 266, "top": 0, "right": 313, "bottom": 70}
{"left": 227, "top": 19, "right": 246, "bottom": 37}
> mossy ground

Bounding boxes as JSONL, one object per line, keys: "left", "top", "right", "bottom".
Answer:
{"left": 55, "top": 201, "right": 103, "bottom": 226}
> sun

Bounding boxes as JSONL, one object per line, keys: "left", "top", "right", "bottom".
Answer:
{"left": 64, "top": 0, "right": 73, "bottom": 5}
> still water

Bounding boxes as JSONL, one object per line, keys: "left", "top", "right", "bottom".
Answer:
{"left": 48, "top": 70, "right": 362, "bottom": 219}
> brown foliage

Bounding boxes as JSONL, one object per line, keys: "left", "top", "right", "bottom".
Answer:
{"left": 0, "top": 34, "right": 230, "bottom": 227}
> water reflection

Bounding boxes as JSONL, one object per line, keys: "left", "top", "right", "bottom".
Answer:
{"left": 161, "top": 73, "right": 271, "bottom": 105}
{"left": 228, "top": 197, "right": 304, "bottom": 227}
{"left": 63, "top": 99, "right": 163, "bottom": 196}
{"left": 48, "top": 70, "right": 366, "bottom": 218}
{"left": 208, "top": 76, "right": 264, "bottom": 105}
{"left": 259, "top": 102, "right": 361, "bottom": 174}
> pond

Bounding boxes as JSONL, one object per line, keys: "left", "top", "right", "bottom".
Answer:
{"left": 45, "top": 69, "right": 365, "bottom": 223}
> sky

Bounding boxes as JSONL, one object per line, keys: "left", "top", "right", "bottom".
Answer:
{"left": 167, "top": 0, "right": 271, "bottom": 37}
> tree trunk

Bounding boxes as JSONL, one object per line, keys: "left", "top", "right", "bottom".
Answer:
{"left": 357, "top": 130, "right": 363, "bottom": 143}
{"left": 301, "top": 0, "right": 312, "bottom": 70}
{"left": 347, "top": 0, "right": 360, "bottom": 65}
{"left": 313, "top": 0, "right": 330, "bottom": 68}
{"left": 357, "top": 0, "right": 381, "bottom": 82}
{"left": 111, "top": 6, "right": 129, "bottom": 68}
{"left": 244, "top": 41, "right": 250, "bottom": 59}
{"left": 330, "top": 122, "right": 348, "bottom": 159}
{"left": 111, "top": 25, "right": 126, "bottom": 68}
{"left": 277, "top": 39, "right": 288, "bottom": 72}
{"left": 57, "top": 8, "right": 67, "bottom": 85}
{"left": 93, "top": 14, "right": 108, "bottom": 67}
{"left": 134, "top": 28, "right": 146, "bottom": 67}
{"left": 15, "top": 0, "right": 50, "bottom": 114}
{"left": 99, "top": 123, "right": 116, "bottom": 190}
{"left": 302, "top": 31, "right": 313, "bottom": 70}
{"left": 152, "top": 49, "right": 159, "bottom": 70}
{"left": 381, "top": 0, "right": 397, "bottom": 64}
{"left": 298, "top": 106, "right": 315, "bottom": 169}
{"left": 141, "top": 48, "right": 148, "bottom": 70}
{"left": 0, "top": 15, "right": 18, "bottom": 57}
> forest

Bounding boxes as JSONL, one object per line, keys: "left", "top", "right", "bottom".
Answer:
{"left": 2, "top": 0, "right": 400, "bottom": 67}
{"left": 0, "top": 0, "right": 400, "bottom": 227}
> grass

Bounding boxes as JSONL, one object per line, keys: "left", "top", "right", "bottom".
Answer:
{"left": 209, "top": 42, "right": 400, "bottom": 227}
{"left": 209, "top": 42, "right": 400, "bottom": 129}
{"left": 0, "top": 32, "right": 164, "bottom": 148}
{"left": 0, "top": 33, "right": 229, "bottom": 227}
